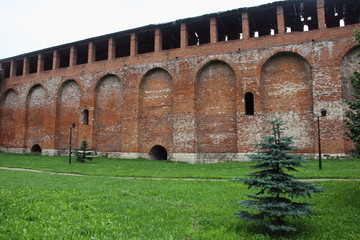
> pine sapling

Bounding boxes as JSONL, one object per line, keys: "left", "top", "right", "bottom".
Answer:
{"left": 234, "top": 118, "right": 323, "bottom": 232}
{"left": 75, "top": 139, "right": 93, "bottom": 163}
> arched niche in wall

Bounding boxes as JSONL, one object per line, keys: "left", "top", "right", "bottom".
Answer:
{"left": 56, "top": 80, "right": 80, "bottom": 150}
{"left": 341, "top": 46, "right": 360, "bottom": 103}
{"left": 94, "top": 74, "right": 123, "bottom": 152}
{"left": 261, "top": 52, "right": 313, "bottom": 152}
{"left": 25, "top": 84, "right": 46, "bottom": 148}
{"left": 340, "top": 46, "right": 360, "bottom": 152}
{"left": 196, "top": 60, "right": 237, "bottom": 153}
{"left": 139, "top": 68, "right": 174, "bottom": 154}
{"left": 1, "top": 89, "right": 18, "bottom": 147}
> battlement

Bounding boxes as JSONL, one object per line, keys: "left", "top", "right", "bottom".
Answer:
{"left": 1, "top": 0, "right": 359, "bottom": 78}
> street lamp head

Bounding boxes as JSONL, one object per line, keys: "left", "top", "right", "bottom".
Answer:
{"left": 72, "top": 122, "right": 76, "bottom": 128}
{"left": 321, "top": 109, "right": 327, "bottom": 117}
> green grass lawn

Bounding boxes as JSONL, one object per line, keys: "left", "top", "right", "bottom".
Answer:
{"left": 0, "top": 152, "right": 359, "bottom": 239}
{"left": 0, "top": 152, "right": 359, "bottom": 179}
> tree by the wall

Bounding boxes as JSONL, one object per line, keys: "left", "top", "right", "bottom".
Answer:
{"left": 75, "top": 139, "right": 93, "bottom": 163}
{"left": 234, "top": 118, "right": 322, "bottom": 232}
{"left": 345, "top": 30, "right": 360, "bottom": 158}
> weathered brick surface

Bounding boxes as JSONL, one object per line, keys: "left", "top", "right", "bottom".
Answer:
{"left": 0, "top": 1, "right": 360, "bottom": 162}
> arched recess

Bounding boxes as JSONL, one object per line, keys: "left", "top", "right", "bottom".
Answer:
{"left": 340, "top": 46, "right": 360, "bottom": 152}
{"left": 31, "top": 144, "right": 42, "bottom": 154}
{"left": 56, "top": 80, "right": 80, "bottom": 150}
{"left": 94, "top": 74, "right": 123, "bottom": 152}
{"left": 149, "top": 145, "right": 167, "bottom": 160}
{"left": 1, "top": 89, "right": 18, "bottom": 147}
{"left": 261, "top": 52, "right": 313, "bottom": 152}
{"left": 196, "top": 60, "right": 237, "bottom": 153}
{"left": 25, "top": 85, "right": 46, "bottom": 149}
{"left": 341, "top": 46, "right": 360, "bottom": 103}
{"left": 139, "top": 68, "right": 173, "bottom": 154}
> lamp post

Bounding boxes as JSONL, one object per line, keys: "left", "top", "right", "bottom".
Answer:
{"left": 69, "top": 122, "right": 76, "bottom": 164}
{"left": 317, "top": 109, "right": 327, "bottom": 170}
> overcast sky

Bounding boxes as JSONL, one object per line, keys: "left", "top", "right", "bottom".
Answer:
{"left": 0, "top": 0, "right": 283, "bottom": 59}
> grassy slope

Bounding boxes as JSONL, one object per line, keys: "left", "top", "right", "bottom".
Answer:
{"left": 0, "top": 170, "right": 359, "bottom": 239}
{"left": 0, "top": 152, "right": 359, "bottom": 179}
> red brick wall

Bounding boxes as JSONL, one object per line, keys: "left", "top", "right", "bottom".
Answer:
{"left": 1, "top": 89, "right": 17, "bottom": 147}
{"left": 0, "top": 13, "right": 359, "bottom": 161}
{"left": 56, "top": 80, "right": 80, "bottom": 150}
{"left": 196, "top": 61, "right": 237, "bottom": 153}
{"left": 139, "top": 69, "right": 173, "bottom": 154}
{"left": 25, "top": 85, "right": 46, "bottom": 149}
{"left": 261, "top": 52, "right": 314, "bottom": 152}
{"left": 94, "top": 75, "right": 123, "bottom": 152}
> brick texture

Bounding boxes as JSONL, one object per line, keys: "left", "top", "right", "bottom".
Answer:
{"left": 0, "top": 1, "right": 360, "bottom": 162}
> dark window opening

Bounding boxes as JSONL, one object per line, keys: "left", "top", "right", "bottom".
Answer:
{"left": 217, "top": 13, "right": 243, "bottom": 42}
{"left": 187, "top": 19, "right": 210, "bottom": 46}
{"left": 149, "top": 145, "right": 167, "bottom": 160}
{"left": 137, "top": 30, "right": 155, "bottom": 54}
{"left": 59, "top": 48, "right": 70, "bottom": 68}
{"left": 43, "top": 52, "right": 53, "bottom": 71}
{"left": 245, "top": 92, "right": 254, "bottom": 116}
{"left": 82, "top": 109, "right": 89, "bottom": 125}
{"left": 115, "top": 35, "right": 131, "bottom": 58}
{"left": 31, "top": 144, "right": 42, "bottom": 154}
{"left": 95, "top": 40, "right": 108, "bottom": 61}
{"left": 161, "top": 24, "right": 181, "bottom": 50}
{"left": 15, "top": 59, "right": 24, "bottom": 76}
{"left": 76, "top": 44, "right": 88, "bottom": 65}
{"left": 29, "top": 56, "right": 38, "bottom": 74}
{"left": 248, "top": 7, "right": 278, "bottom": 38}
{"left": 3, "top": 62, "right": 11, "bottom": 78}
{"left": 325, "top": 0, "right": 360, "bottom": 28}
{"left": 284, "top": 1, "right": 318, "bottom": 33}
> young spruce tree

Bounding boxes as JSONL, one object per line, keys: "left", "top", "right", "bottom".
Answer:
{"left": 235, "top": 118, "right": 322, "bottom": 232}
{"left": 345, "top": 30, "right": 360, "bottom": 158}
{"left": 75, "top": 139, "right": 93, "bottom": 163}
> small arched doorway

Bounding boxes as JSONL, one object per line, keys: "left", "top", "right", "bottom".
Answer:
{"left": 149, "top": 145, "right": 167, "bottom": 160}
{"left": 31, "top": 144, "right": 42, "bottom": 154}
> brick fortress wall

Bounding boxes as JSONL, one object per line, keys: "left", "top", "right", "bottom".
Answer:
{"left": 1, "top": 0, "right": 359, "bottom": 163}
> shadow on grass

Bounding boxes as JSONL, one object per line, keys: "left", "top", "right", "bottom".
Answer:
{"left": 235, "top": 219, "right": 314, "bottom": 239}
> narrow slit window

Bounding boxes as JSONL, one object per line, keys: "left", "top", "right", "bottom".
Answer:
{"left": 245, "top": 92, "right": 254, "bottom": 116}
{"left": 82, "top": 109, "right": 89, "bottom": 125}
